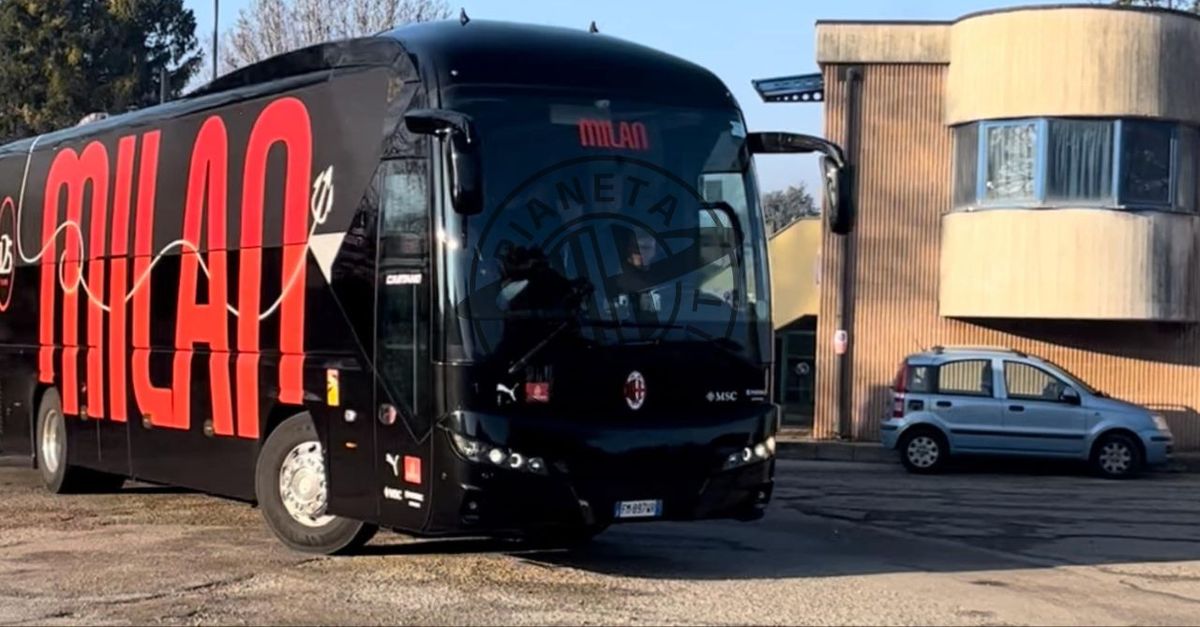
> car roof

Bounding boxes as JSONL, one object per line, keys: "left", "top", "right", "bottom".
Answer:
{"left": 905, "top": 346, "right": 1040, "bottom": 365}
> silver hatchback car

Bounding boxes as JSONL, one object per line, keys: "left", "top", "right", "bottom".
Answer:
{"left": 880, "top": 347, "right": 1174, "bottom": 478}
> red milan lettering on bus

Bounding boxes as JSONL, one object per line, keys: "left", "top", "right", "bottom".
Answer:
{"left": 36, "top": 96, "right": 314, "bottom": 439}
{"left": 577, "top": 119, "right": 650, "bottom": 151}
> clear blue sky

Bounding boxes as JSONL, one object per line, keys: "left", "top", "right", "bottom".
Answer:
{"left": 183, "top": 0, "right": 1054, "bottom": 192}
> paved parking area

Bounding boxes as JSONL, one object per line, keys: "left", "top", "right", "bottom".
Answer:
{"left": 0, "top": 457, "right": 1197, "bottom": 625}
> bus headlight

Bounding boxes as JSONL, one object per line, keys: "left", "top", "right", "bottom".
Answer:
{"left": 450, "top": 433, "right": 547, "bottom": 475}
{"left": 724, "top": 437, "right": 776, "bottom": 470}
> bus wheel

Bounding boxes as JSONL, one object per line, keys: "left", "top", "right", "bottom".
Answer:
{"left": 36, "top": 389, "right": 125, "bottom": 494}
{"left": 255, "top": 413, "right": 377, "bottom": 554}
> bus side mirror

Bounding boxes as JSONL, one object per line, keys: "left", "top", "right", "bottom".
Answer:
{"left": 823, "top": 157, "right": 855, "bottom": 236}
{"left": 748, "top": 131, "right": 855, "bottom": 236}
{"left": 405, "top": 109, "right": 483, "bottom": 216}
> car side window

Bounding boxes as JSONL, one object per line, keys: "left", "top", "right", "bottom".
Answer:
{"left": 907, "top": 365, "right": 933, "bottom": 393}
{"left": 1004, "top": 361, "right": 1069, "bottom": 402}
{"left": 936, "top": 359, "right": 994, "bottom": 397}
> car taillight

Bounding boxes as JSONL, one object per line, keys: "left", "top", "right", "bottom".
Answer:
{"left": 892, "top": 361, "right": 908, "bottom": 418}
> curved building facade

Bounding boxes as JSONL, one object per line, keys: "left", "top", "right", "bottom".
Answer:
{"left": 812, "top": 5, "right": 1200, "bottom": 448}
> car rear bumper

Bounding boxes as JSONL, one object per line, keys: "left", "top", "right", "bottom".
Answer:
{"left": 880, "top": 419, "right": 903, "bottom": 450}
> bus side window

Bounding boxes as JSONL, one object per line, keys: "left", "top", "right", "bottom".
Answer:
{"left": 380, "top": 159, "right": 429, "bottom": 259}
{"left": 376, "top": 159, "right": 431, "bottom": 432}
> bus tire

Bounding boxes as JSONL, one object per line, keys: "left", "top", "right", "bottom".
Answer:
{"left": 35, "top": 389, "right": 125, "bottom": 494}
{"left": 255, "top": 413, "right": 377, "bottom": 554}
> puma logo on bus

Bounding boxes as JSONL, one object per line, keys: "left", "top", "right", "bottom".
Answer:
{"left": 385, "top": 453, "right": 402, "bottom": 477}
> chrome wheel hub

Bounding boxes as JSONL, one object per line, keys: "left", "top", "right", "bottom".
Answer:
{"left": 1100, "top": 442, "right": 1132, "bottom": 475}
{"left": 40, "top": 409, "right": 63, "bottom": 475}
{"left": 279, "top": 442, "right": 334, "bottom": 527}
{"left": 907, "top": 436, "right": 940, "bottom": 468}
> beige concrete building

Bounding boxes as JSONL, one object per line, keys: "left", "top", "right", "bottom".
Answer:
{"left": 788, "top": 4, "right": 1200, "bottom": 449}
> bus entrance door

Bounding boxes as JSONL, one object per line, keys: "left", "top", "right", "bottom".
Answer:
{"left": 372, "top": 159, "right": 433, "bottom": 532}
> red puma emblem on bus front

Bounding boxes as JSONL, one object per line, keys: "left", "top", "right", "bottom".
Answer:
{"left": 35, "top": 96, "right": 315, "bottom": 439}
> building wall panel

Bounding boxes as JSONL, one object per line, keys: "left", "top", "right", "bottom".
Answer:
{"left": 941, "top": 209, "right": 1200, "bottom": 321}
{"left": 769, "top": 218, "right": 821, "bottom": 330}
{"left": 947, "top": 8, "right": 1200, "bottom": 125}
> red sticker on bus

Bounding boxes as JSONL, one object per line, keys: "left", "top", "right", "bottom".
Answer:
{"left": 578, "top": 119, "right": 649, "bottom": 151}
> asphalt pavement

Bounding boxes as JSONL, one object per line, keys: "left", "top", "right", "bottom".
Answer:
{"left": 0, "top": 456, "right": 1197, "bottom": 625}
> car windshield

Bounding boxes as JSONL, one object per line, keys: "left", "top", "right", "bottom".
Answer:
{"left": 437, "top": 86, "right": 770, "bottom": 364}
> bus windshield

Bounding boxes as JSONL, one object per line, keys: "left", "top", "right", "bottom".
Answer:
{"left": 440, "top": 86, "right": 770, "bottom": 364}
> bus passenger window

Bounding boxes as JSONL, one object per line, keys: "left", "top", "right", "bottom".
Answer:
{"left": 380, "top": 160, "right": 428, "bottom": 259}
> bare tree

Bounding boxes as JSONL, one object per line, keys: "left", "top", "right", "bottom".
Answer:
{"left": 1111, "top": 0, "right": 1200, "bottom": 12}
{"left": 220, "top": 0, "right": 451, "bottom": 73}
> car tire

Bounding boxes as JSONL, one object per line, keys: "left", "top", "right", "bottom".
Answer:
{"left": 1091, "top": 433, "right": 1143, "bottom": 479}
{"left": 899, "top": 428, "right": 948, "bottom": 474}
{"left": 36, "top": 389, "right": 125, "bottom": 494}
{"left": 255, "top": 413, "right": 378, "bottom": 554}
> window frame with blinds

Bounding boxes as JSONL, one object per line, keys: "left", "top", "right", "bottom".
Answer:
{"left": 951, "top": 117, "right": 1198, "bottom": 213}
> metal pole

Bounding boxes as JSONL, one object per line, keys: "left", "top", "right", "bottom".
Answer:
{"left": 212, "top": 0, "right": 219, "bottom": 80}
{"left": 834, "top": 65, "right": 862, "bottom": 441}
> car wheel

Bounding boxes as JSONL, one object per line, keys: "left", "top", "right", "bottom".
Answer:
{"left": 36, "top": 389, "right": 125, "bottom": 494}
{"left": 1092, "top": 433, "right": 1142, "bottom": 479}
{"left": 255, "top": 413, "right": 378, "bottom": 554}
{"left": 899, "top": 428, "right": 947, "bottom": 474}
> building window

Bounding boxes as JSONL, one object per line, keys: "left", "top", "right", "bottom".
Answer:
{"left": 954, "top": 117, "right": 1199, "bottom": 212}
{"left": 1047, "top": 119, "right": 1113, "bottom": 203}
{"left": 953, "top": 124, "right": 978, "bottom": 208}
{"left": 1119, "top": 120, "right": 1172, "bottom": 206}
{"left": 983, "top": 122, "right": 1038, "bottom": 201}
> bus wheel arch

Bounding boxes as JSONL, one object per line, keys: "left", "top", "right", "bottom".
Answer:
{"left": 260, "top": 403, "right": 309, "bottom": 446}
{"left": 254, "top": 411, "right": 377, "bottom": 554}
{"left": 30, "top": 381, "right": 54, "bottom": 467}
{"left": 33, "top": 387, "right": 123, "bottom": 493}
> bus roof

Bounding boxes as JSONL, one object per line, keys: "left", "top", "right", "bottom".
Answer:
{"left": 1, "top": 19, "right": 735, "bottom": 156}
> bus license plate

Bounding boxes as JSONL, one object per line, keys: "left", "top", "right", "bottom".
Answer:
{"left": 614, "top": 499, "right": 662, "bottom": 519}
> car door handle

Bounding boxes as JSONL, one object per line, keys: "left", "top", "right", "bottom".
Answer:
{"left": 1009, "top": 405, "right": 1025, "bottom": 412}
{"left": 935, "top": 400, "right": 952, "bottom": 408}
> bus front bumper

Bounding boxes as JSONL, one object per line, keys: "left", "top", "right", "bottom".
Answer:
{"left": 423, "top": 408, "right": 779, "bottom": 536}
{"left": 434, "top": 457, "right": 774, "bottom": 536}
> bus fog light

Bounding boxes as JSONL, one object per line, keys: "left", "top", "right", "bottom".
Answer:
{"left": 488, "top": 448, "right": 507, "bottom": 465}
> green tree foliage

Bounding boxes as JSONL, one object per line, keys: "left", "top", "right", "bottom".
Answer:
{"left": 1112, "top": 0, "right": 1200, "bottom": 12}
{"left": 0, "top": 0, "right": 201, "bottom": 141}
{"left": 762, "top": 183, "right": 817, "bottom": 235}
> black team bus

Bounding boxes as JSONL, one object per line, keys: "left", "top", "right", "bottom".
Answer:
{"left": 0, "top": 19, "right": 852, "bottom": 553}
